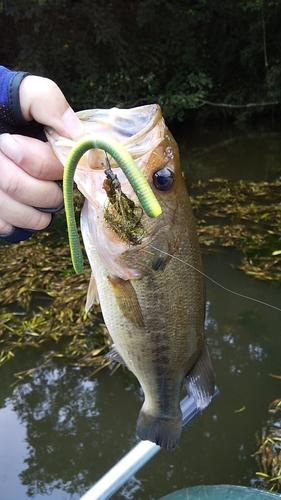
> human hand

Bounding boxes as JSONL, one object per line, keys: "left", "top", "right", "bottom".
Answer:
{"left": 0, "top": 75, "right": 84, "bottom": 236}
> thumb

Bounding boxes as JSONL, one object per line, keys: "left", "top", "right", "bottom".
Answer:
{"left": 19, "top": 75, "right": 84, "bottom": 140}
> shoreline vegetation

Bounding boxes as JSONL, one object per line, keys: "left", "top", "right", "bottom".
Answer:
{"left": 1, "top": 1, "right": 281, "bottom": 125}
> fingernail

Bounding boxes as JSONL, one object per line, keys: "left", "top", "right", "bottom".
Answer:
{"left": 61, "top": 107, "right": 84, "bottom": 140}
{"left": 0, "top": 133, "right": 23, "bottom": 163}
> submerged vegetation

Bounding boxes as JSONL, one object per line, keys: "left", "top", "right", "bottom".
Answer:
{"left": 253, "top": 390, "right": 281, "bottom": 492}
{"left": 0, "top": 215, "right": 111, "bottom": 373}
{"left": 0, "top": 178, "right": 281, "bottom": 491}
{"left": 1, "top": 176, "right": 281, "bottom": 374}
{"left": 192, "top": 177, "right": 281, "bottom": 281}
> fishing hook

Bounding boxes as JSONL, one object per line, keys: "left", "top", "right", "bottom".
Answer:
{"left": 103, "top": 151, "right": 121, "bottom": 192}
{"left": 63, "top": 136, "right": 162, "bottom": 273}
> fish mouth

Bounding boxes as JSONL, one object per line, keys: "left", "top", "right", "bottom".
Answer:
{"left": 47, "top": 103, "right": 166, "bottom": 216}
{"left": 45, "top": 104, "right": 165, "bottom": 172}
{"left": 76, "top": 104, "right": 163, "bottom": 163}
{"left": 73, "top": 105, "right": 167, "bottom": 243}
{"left": 46, "top": 104, "right": 168, "bottom": 261}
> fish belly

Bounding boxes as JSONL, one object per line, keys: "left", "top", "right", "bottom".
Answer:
{"left": 83, "top": 236, "right": 206, "bottom": 448}
{"left": 81, "top": 188, "right": 214, "bottom": 450}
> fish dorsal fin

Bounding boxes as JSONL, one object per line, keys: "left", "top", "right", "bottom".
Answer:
{"left": 185, "top": 340, "right": 215, "bottom": 410}
{"left": 85, "top": 273, "right": 99, "bottom": 312}
{"left": 105, "top": 344, "right": 128, "bottom": 368}
{"left": 107, "top": 276, "right": 145, "bottom": 328}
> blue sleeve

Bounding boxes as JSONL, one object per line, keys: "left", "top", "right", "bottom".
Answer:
{"left": 0, "top": 65, "right": 17, "bottom": 104}
{"left": 0, "top": 66, "right": 62, "bottom": 244}
{"left": 0, "top": 66, "right": 44, "bottom": 136}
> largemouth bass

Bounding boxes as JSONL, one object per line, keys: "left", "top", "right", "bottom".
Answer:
{"left": 46, "top": 104, "right": 215, "bottom": 450}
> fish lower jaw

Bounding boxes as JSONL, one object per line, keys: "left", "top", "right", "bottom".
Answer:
{"left": 136, "top": 406, "right": 182, "bottom": 451}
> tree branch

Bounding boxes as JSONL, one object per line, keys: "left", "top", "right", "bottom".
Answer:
{"left": 199, "top": 99, "right": 281, "bottom": 108}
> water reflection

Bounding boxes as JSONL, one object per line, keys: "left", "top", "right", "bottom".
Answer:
{"left": 14, "top": 366, "right": 100, "bottom": 497}
{"left": 1, "top": 249, "right": 280, "bottom": 500}
{"left": 0, "top": 404, "right": 28, "bottom": 499}
{"left": 1, "top": 125, "right": 281, "bottom": 499}
{"left": 175, "top": 124, "right": 281, "bottom": 182}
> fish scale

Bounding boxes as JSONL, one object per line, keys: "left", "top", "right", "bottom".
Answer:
{"left": 46, "top": 104, "right": 215, "bottom": 450}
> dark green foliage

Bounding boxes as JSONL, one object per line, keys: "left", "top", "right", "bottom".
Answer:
{"left": 2, "top": 0, "right": 281, "bottom": 122}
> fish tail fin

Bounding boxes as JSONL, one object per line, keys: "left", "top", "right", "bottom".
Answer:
{"left": 136, "top": 410, "right": 182, "bottom": 451}
{"left": 186, "top": 340, "right": 215, "bottom": 410}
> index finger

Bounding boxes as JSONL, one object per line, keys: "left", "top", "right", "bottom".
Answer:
{"left": 19, "top": 76, "right": 84, "bottom": 140}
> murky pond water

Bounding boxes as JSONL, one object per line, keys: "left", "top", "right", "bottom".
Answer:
{"left": 1, "top": 123, "right": 281, "bottom": 500}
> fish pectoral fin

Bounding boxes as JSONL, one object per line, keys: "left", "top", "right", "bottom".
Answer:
{"left": 85, "top": 273, "right": 99, "bottom": 312}
{"left": 107, "top": 276, "right": 145, "bottom": 328}
{"left": 105, "top": 344, "right": 129, "bottom": 368}
{"left": 185, "top": 340, "right": 215, "bottom": 410}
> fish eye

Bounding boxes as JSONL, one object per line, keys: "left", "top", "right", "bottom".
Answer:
{"left": 152, "top": 167, "right": 175, "bottom": 191}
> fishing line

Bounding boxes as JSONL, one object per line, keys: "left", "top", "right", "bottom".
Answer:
{"left": 148, "top": 244, "right": 281, "bottom": 313}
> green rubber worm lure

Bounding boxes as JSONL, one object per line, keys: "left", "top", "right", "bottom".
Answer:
{"left": 63, "top": 136, "right": 162, "bottom": 273}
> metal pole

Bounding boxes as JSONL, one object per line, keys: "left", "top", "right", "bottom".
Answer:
{"left": 79, "top": 387, "right": 219, "bottom": 500}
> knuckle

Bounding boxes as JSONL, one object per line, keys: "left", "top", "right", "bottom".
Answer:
{"left": 0, "top": 220, "right": 12, "bottom": 234}
{"left": 52, "top": 184, "right": 63, "bottom": 208}
{"left": 25, "top": 211, "right": 51, "bottom": 231}
{"left": 4, "top": 175, "right": 22, "bottom": 198}
{"left": 0, "top": 160, "right": 23, "bottom": 198}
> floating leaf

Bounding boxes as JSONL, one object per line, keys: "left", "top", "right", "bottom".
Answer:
{"left": 192, "top": 176, "right": 281, "bottom": 282}
{"left": 2, "top": 178, "right": 281, "bottom": 378}
{"left": 0, "top": 199, "right": 110, "bottom": 377}
{"left": 234, "top": 406, "right": 246, "bottom": 413}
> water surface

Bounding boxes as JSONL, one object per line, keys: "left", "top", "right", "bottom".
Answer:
{"left": 1, "top": 124, "right": 281, "bottom": 500}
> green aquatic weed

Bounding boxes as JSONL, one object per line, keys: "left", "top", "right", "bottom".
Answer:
{"left": 103, "top": 155, "right": 146, "bottom": 245}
